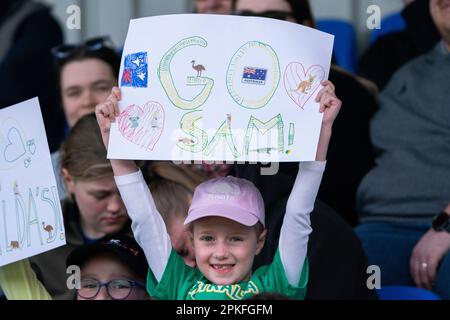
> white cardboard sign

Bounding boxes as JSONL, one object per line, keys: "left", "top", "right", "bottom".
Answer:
{"left": 0, "top": 98, "right": 65, "bottom": 267}
{"left": 108, "top": 14, "right": 334, "bottom": 162}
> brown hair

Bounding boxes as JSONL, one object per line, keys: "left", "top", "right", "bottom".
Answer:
{"left": 147, "top": 162, "right": 207, "bottom": 227}
{"left": 286, "top": 0, "right": 315, "bottom": 27}
{"left": 55, "top": 43, "right": 120, "bottom": 101}
{"left": 60, "top": 113, "right": 113, "bottom": 181}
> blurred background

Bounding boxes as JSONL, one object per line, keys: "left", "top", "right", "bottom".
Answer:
{"left": 37, "top": 0, "right": 405, "bottom": 56}
{"left": 2, "top": 0, "right": 448, "bottom": 301}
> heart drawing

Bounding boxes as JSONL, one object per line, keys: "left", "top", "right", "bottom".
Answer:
{"left": 4, "top": 127, "right": 26, "bottom": 163}
{"left": 283, "top": 62, "right": 325, "bottom": 109}
{"left": 118, "top": 102, "right": 165, "bottom": 151}
{"left": 26, "top": 139, "right": 36, "bottom": 155}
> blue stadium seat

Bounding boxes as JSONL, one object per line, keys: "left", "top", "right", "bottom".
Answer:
{"left": 315, "top": 19, "right": 358, "bottom": 73}
{"left": 377, "top": 286, "right": 442, "bottom": 300}
{"left": 369, "top": 12, "right": 406, "bottom": 44}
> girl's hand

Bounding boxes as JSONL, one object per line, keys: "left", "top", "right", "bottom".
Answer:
{"left": 95, "top": 86, "right": 121, "bottom": 149}
{"left": 315, "top": 80, "right": 341, "bottom": 129}
{"left": 315, "top": 80, "right": 341, "bottom": 161}
{"left": 95, "top": 87, "right": 138, "bottom": 176}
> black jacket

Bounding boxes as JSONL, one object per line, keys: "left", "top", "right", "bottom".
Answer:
{"left": 0, "top": 1, "right": 65, "bottom": 152}
{"left": 358, "top": 0, "right": 440, "bottom": 91}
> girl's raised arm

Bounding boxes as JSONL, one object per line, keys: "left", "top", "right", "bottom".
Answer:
{"left": 279, "top": 81, "right": 341, "bottom": 286}
{"left": 95, "top": 88, "right": 172, "bottom": 281}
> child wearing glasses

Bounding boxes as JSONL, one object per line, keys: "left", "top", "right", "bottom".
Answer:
{"left": 0, "top": 235, "right": 149, "bottom": 300}
{"left": 28, "top": 113, "right": 132, "bottom": 300}
{"left": 95, "top": 80, "right": 341, "bottom": 300}
{"left": 67, "top": 234, "right": 149, "bottom": 300}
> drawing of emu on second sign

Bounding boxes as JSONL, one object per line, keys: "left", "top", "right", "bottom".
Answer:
{"left": 42, "top": 222, "right": 54, "bottom": 241}
{"left": 191, "top": 60, "right": 205, "bottom": 77}
{"left": 10, "top": 241, "right": 20, "bottom": 249}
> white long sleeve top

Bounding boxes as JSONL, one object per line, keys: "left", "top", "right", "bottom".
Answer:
{"left": 115, "top": 161, "right": 325, "bottom": 286}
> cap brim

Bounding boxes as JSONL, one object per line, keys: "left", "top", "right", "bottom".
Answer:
{"left": 67, "top": 244, "right": 121, "bottom": 268}
{"left": 185, "top": 204, "right": 259, "bottom": 227}
{"left": 66, "top": 244, "right": 147, "bottom": 278}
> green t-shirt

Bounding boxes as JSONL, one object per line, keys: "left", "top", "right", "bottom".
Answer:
{"left": 146, "top": 249, "right": 308, "bottom": 300}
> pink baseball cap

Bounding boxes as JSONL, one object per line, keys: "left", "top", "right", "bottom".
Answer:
{"left": 184, "top": 176, "right": 265, "bottom": 227}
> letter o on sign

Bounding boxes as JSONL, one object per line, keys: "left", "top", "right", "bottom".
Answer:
{"left": 226, "top": 41, "right": 281, "bottom": 109}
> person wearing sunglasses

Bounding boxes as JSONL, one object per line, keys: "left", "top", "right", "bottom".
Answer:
{"left": 0, "top": 235, "right": 150, "bottom": 300}
{"left": 234, "top": 0, "right": 314, "bottom": 25}
{"left": 234, "top": 0, "right": 378, "bottom": 225}
{"left": 52, "top": 36, "right": 120, "bottom": 129}
{"left": 50, "top": 36, "right": 120, "bottom": 200}
{"left": 232, "top": 0, "right": 379, "bottom": 300}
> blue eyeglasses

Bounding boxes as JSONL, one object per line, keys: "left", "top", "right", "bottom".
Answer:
{"left": 78, "top": 278, "right": 145, "bottom": 300}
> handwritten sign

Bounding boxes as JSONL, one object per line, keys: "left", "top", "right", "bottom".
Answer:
{"left": 108, "top": 14, "right": 334, "bottom": 162}
{"left": 0, "top": 98, "right": 65, "bottom": 267}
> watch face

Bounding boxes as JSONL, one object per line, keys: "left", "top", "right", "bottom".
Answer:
{"left": 433, "top": 213, "right": 450, "bottom": 231}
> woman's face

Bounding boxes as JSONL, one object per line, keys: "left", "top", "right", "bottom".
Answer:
{"left": 61, "top": 58, "right": 116, "bottom": 128}
{"left": 78, "top": 253, "right": 148, "bottom": 300}
{"left": 64, "top": 173, "right": 129, "bottom": 239}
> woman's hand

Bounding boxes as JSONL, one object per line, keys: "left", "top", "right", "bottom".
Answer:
{"left": 315, "top": 80, "right": 342, "bottom": 161}
{"left": 95, "top": 86, "right": 121, "bottom": 149}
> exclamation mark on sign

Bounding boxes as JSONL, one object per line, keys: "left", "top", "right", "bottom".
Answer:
{"left": 288, "top": 123, "right": 295, "bottom": 145}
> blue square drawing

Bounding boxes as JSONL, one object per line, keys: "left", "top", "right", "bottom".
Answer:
{"left": 121, "top": 52, "right": 148, "bottom": 88}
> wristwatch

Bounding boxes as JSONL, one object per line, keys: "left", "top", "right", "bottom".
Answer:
{"left": 432, "top": 212, "right": 450, "bottom": 233}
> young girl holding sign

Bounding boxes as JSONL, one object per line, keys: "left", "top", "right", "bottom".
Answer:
{"left": 94, "top": 80, "right": 341, "bottom": 299}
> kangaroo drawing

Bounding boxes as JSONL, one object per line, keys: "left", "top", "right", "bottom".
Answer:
{"left": 10, "top": 241, "right": 20, "bottom": 249}
{"left": 292, "top": 74, "right": 316, "bottom": 94}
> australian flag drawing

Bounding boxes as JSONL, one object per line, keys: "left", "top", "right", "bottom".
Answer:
{"left": 242, "top": 66, "right": 267, "bottom": 85}
{"left": 121, "top": 52, "right": 148, "bottom": 88}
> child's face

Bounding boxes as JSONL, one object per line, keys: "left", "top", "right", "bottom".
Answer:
{"left": 191, "top": 216, "right": 266, "bottom": 285}
{"left": 78, "top": 253, "right": 148, "bottom": 300}
{"left": 63, "top": 174, "right": 129, "bottom": 239}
